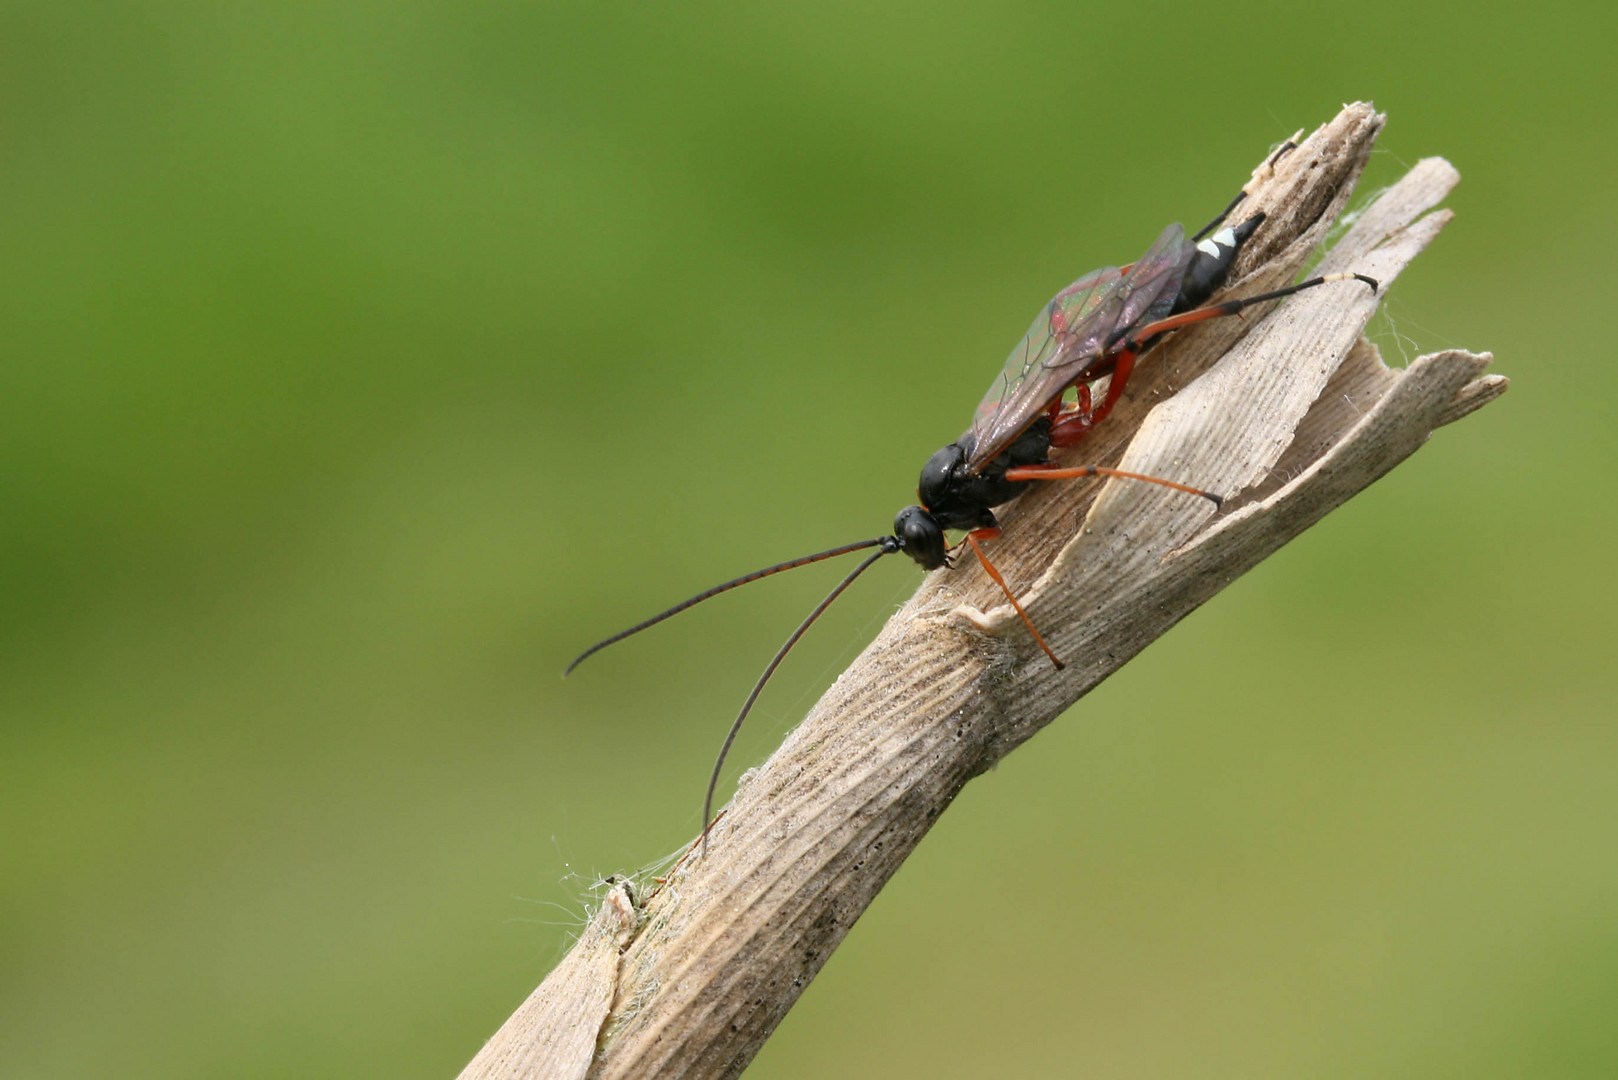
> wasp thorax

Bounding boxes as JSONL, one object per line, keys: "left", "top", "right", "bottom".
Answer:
{"left": 916, "top": 442, "right": 965, "bottom": 513}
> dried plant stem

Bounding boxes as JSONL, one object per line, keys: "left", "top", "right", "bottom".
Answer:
{"left": 458, "top": 103, "right": 1506, "bottom": 1080}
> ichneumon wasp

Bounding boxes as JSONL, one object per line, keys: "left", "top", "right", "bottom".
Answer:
{"left": 568, "top": 146, "right": 1378, "bottom": 838}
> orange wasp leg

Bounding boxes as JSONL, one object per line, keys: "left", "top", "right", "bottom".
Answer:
{"left": 1050, "top": 350, "right": 1135, "bottom": 444}
{"left": 1004, "top": 463, "right": 1222, "bottom": 506}
{"left": 1046, "top": 382, "right": 1095, "bottom": 433}
{"left": 964, "top": 529, "right": 1065, "bottom": 670}
{"left": 1114, "top": 271, "right": 1380, "bottom": 362}
{"left": 1050, "top": 270, "right": 1378, "bottom": 448}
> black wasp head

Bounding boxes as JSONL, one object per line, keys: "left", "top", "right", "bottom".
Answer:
{"left": 893, "top": 505, "right": 948, "bottom": 570}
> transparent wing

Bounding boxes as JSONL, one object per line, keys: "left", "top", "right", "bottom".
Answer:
{"left": 964, "top": 224, "right": 1196, "bottom": 472}
{"left": 964, "top": 265, "right": 1121, "bottom": 470}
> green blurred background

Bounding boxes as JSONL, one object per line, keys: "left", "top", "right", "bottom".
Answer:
{"left": 2, "top": 2, "right": 1613, "bottom": 1077}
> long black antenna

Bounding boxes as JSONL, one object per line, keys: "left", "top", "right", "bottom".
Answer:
{"left": 565, "top": 537, "right": 896, "bottom": 676}
{"left": 701, "top": 538, "right": 900, "bottom": 848}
